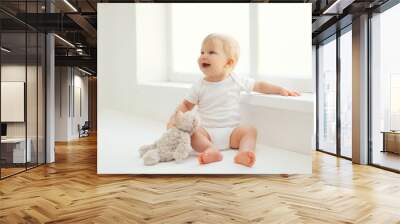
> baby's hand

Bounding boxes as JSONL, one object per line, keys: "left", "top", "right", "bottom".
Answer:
{"left": 166, "top": 121, "right": 175, "bottom": 129}
{"left": 279, "top": 88, "right": 301, "bottom": 96}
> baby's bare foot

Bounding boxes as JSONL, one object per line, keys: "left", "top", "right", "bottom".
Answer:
{"left": 234, "top": 150, "right": 256, "bottom": 167}
{"left": 198, "top": 149, "right": 223, "bottom": 164}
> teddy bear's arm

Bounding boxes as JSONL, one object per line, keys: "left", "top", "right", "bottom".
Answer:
{"left": 173, "top": 143, "right": 190, "bottom": 163}
{"left": 139, "top": 144, "right": 156, "bottom": 158}
{"left": 143, "top": 149, "right": 161, "bottom": 166}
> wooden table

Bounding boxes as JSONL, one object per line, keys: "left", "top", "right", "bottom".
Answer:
{"left": 381, "top": 131, "right": 400, "bottom": 154}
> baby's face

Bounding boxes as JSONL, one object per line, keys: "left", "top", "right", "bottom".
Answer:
{"left": 198, "top": 39, "right": 231, "bottom": 79}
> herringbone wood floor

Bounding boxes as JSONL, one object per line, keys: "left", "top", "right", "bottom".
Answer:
{"left": 1, "top": 135, "right": 400, "bottom": 224}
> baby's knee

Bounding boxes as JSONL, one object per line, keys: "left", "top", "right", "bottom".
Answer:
{"left": 191, "top": 131, "right": 212, "bottom": 152}
{"left": 244, "top": 126, "right": 257, "bottom": 137}
{"left": 190, "top": 130, "right": 202, "bottom": 143}
{"left": 191, "top": 128, "right": 210, "bottom": 141}
{"left": 250, "top": 126, "right": 257, "bottom": 136}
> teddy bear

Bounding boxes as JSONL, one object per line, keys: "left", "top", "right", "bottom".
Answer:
{"left": 139, "top": 111, "right": 200, "bottom": 166}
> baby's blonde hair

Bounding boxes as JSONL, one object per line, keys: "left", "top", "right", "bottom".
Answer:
{"left": 202, "top": 33, "right": 240, "bottom": 70}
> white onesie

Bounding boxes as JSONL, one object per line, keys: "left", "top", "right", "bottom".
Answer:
{"left": 185, "top": 73, "right": 255, "bottom": 149}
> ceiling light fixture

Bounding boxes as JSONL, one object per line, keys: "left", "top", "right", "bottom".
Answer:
{"left": 322, "top": 0, "right": 355, "bottom": 15}
{"left": 63, "top": 0, "right": 78, "bottom": 12}
{"left": 78, "top": 67, "right": 93, "bottom": 76}
{"left": 54, "top": 34, "right": 75, "bottom": 48}
{"left": 1, "top": 47, "right": 11, "bottom": 53}
{"left": 76, "top": 48, "right": 84, "bottom": 55}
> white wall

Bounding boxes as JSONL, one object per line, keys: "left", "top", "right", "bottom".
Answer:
{"left": 1, "top": 64, "right": 46, "bottom": 163}
{"left": 55, "top": 67, "right": 89, "bottom": 141}
{"left": 98, "top": 4, "right": 138, "bottom": 116}
{"left": 72, "top": 73, "right": 89, "bottom": 138}
{"left": 98, "top": 4, "right": 314, "bottom": 159}
{"left": 1, "top": 65, "right": 26, "bottom": 81}
{"left": 136, "top": 4, "right": 168, "bottom": 83}
{"left": 79, "top": 75, "right": 89, "bottom": 124}
{"left": 1, "top": 65, "right": 41, "bottom": 137}
{"left": 1, "top": 82, "right": 24, "bottom": 123}
{"left": 98, "top": 3, "right": 313, "bottom": 118}
{"left": 55, "top": 67, "right": 69, "bottom": 141}
{"left": 134, "top": 3, "right": 313, "bottom": 92}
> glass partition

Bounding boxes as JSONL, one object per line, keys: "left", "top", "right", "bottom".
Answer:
{"left": 38, "top": 32, "right": 45, "bottom": 165}
{"left": 1, "top": 31, "right": 28, "bottom": 177}
{"left": 27, "top": 30, "right": 38, "bottom": 169}
{"left": 339, "top": 28, "right": 352, "bottom": 158}
{"left": 317, "top": 36, "right": 337, "bottom": 155}
{"left": 0, "top": 1, "right": 46, "bottom": 179}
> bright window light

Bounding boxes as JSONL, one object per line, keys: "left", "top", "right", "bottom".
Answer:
{"left": 378, "top": 3, "right": 400, "bottom": 130}
{"left": 171, "top": 3, "right": 250, "bottom": 75}
{"left": 258, "top": 4, "right": 311, "bottom": 79}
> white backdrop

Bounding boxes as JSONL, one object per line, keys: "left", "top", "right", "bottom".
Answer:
{"left": 1, "top": 82, "right": 25, "bottom": 122}
{"left": 97, "top": 3, "right": 313, "bottom": 174}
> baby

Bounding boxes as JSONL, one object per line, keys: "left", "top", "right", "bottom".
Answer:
{"left": 167, "top": 33, "right": 300, "bottom": 167}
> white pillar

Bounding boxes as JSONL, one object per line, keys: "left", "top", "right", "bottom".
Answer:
{"left": 46, "top": 33, "right": 55, "bottom": 163}
{"left": 46, "top": 1, "right": 55, "bottom": 163}
{"left": 352, "top": 14, "right": 369, "bottom": 164}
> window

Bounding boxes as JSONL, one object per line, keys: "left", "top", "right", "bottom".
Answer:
{"left": 316, "top": 26, "right": 352, "bottom": 159}
{"left": 371, "top": 2, "right": 400, "bottom": 171}
{"left": 317, "top": 36, "right": 337, "bottom": 155}
{"left": 171, "top": 4, "right": 250, "bottom": 76}
{"left": 340, "top": 28, "right": 352, "bottom": 158}
{"left": 390, "top": 74, "right": 400, "bottom": 130}
{"left": 134, "top": 4, "right": 312, "bottom": 91}
{"left": 258, "top": 4, "right": 311, "bottom": 79}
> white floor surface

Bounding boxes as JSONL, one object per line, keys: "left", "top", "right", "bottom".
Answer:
{"left": 98, "top": 110, "right": 312, "bottom": 174}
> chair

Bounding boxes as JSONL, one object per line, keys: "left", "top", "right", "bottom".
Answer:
{"left": 79, "top": 121, "right": 90, "bottom": 138}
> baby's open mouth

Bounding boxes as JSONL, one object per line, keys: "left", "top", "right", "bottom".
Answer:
{"left": 202, "top": 63, "right": 211, "bottom": 68}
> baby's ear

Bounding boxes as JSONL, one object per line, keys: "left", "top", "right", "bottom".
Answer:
{"left": 226, "top": 58, "right": 235, "bottom": 67}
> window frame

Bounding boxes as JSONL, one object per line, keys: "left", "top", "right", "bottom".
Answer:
{"left": 167, "top": 4, "right": 312, "bottom": 92}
